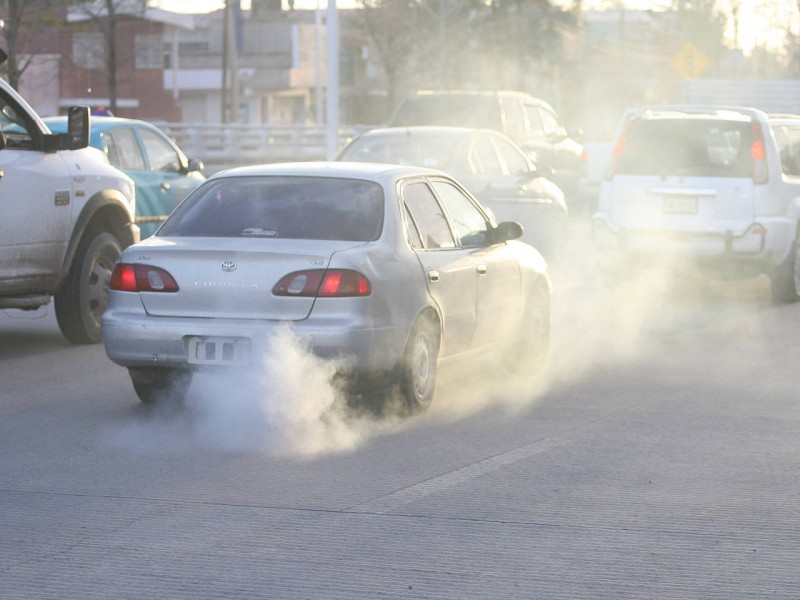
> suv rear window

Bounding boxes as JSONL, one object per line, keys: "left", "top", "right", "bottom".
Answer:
{"left": 616, "top": 118, "right": 753, "bottom": 178}
{"left": 158, "top": 176, "right": 384, "bottom": 241}
{"left": 391, "top": 96, "right": 502, "bottom": 129}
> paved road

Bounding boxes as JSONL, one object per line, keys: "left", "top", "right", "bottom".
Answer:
{"left": 2, "top": 224, "right": 799, "bottom": 599}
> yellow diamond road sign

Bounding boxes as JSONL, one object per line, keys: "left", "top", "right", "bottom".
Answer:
{"left": 672, "top": 42, "right": 709, "bottom": 79}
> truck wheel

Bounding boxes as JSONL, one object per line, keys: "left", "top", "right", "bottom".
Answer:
{"left": 55, "top": 231, "right": 121, "bottom": 343}
{"left": 129, "top": 367, "right": 192, "bottom": 404}
{"left": 771, "top": 237, "right": 800, "bottom": 303}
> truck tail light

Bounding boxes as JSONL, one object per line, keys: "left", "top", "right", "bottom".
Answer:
{"left": 273, "top": 269, "right": 371, "bottom": 297}
{"left": 110, "top": 264, "right": 179, "bottom": 292}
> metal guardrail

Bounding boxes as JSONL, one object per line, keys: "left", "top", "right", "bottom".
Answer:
{"left": 159, "top": 123, "right": 371, "bottom": 171}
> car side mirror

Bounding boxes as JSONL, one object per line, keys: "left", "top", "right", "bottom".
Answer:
{"left": 186, "top": 157, "right": 205, "bottom": 173}
{"left": 66, "top": 106, "right": 90, "bottom": 150}
{"left": 493, "top": 221, "right": 523, "bottom": 242}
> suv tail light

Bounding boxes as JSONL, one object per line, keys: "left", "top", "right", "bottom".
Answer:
{"left": 751, "top": 122, "right": 769, "bottom": 185}
{"left": 273, "top": 269, "right": 371, "bottom": 297}
{"left": 605, "top": 120, "right": 634, "bottom": 180}
{"left": 110, "top": 264, "right": 179, "bottom": 292}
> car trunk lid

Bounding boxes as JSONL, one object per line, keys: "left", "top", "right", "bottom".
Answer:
{"left": 133, "top": 237, "right": 363, "bottom": 320}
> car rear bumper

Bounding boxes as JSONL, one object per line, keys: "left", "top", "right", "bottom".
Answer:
{"left": 102, "top": 307, "right": 409, "bottom": 375}
{"left": 591, "top": 214, "right": 794, "bottom": 270}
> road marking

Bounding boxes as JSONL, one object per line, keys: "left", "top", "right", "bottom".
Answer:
{"left": 345, "top": 435, "right": 569, "bottom": 514}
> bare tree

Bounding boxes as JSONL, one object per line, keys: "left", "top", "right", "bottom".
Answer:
{"left": 70, "top": 0, "right": 146, "bottom": 113}
{"left": 0, "top": 0, "right": 68, "bottom": 89}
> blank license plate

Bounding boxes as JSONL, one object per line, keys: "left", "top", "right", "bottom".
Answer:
{"left": 662, "top": 196, "right": 698, "bottom": 214}
{"left": 187, "top": 336, "right": 250, "bottom": 365}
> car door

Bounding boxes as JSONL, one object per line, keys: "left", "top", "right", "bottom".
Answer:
{"left": 429, "top": 178, "right": 522, "bottom": 349}
{"left": 401, "top": 179, "right": 477, "bottom": 356}
{"left": 0, "top": 92, "right": 72, "bottom": 288}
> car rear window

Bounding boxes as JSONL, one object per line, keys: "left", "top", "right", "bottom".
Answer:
{"left": 341, "top": 134, "right": 459, "bottom": 170}
{"left": 158, "top": 176, "right": 384, "bottom": 241}
{"left": 391, "top": 96, "right": 502, "bottom": 129}
{"left": 616, "top": 118, "right": 753, "bottom": 177}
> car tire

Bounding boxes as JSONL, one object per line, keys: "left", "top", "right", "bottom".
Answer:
{"left": 505, "top": 285, "right": 551, "bottom": 375}
{"left": 399, "top": 315, "right": 440, "bottom": 414}
{"left": 129, "top": 367, "right": 192, "bottom": 404}
{"left": 771, "top": 236, "right": 800, "bottom": 303}
{"left": 54, "top": 230, "right": 121, "bottom": 344}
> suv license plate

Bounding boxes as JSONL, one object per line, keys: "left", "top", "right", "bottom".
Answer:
{"left": 662, "top": 196, "right": 698, "bottom": 214}
{"left": 187, "top": 336, "right": 250, "bottom": 365}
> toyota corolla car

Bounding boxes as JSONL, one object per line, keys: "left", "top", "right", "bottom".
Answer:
{"left": 101, "top": 162, "right": 552, "bottom": 413}
{"left": 44, "top": 116, "right": 205, "bottom": 238}
{"left": 337, "top": 126, "right": 568, "bottom": 262}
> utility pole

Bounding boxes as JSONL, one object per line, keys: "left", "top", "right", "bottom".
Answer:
{"left": 326, "top": 0, "right": 339, "bottom": 159}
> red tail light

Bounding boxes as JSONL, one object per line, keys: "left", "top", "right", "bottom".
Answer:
{"left": 110, "top": 264, "right": 179, "bottom": 292}
{"left": 273, "top": 269, "right": 371, "bottom": 297}
{"left": 751, "top": 122, "right": 768, "bottom": 184}
{"left": 605, "top": 120, "right": 633, "bottom": 180}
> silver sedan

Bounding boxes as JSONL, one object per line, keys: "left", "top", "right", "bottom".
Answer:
{"left": 102, "top": 162, "right": 552, "bottom": 413}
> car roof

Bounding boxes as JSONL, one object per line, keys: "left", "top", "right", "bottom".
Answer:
{"left": 623, "top": 105, "right": 767, "bottom": 122}
{"left": 768, "top": 113, "right": 800, "bottom": 124}
{"left": 353, "top": 126, "right": 497, "bottom": 138}
{"left": 42, "top": 115, "right": 157, "bottom": 132}
{"left": 407, "top": 90, "right": 534, "bottom": 100}
{"left": 209, "top": 161, "right": 448, "bottom": 182}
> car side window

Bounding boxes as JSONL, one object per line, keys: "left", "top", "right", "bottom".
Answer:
{"left": 500, "top": 97, "right": 526, "bottom": 136}
{"left": 402, "top": 182, "right": 456, "bottom": 250}
{"left": 475, "top": 136, "right": 503, "bottom": 177}
{"left": 541, "top": 108, "right": 566, "bottom": 139}
{"left": 524, "top": 104, "right": 545, "bottom": 136}
{"left": 493, "top": 136, "right": 530, "bottom": 176}
{"left": 106, "top": 128, "right": 146, "bottom": 170}
{"left": 140, "top": 128, "right": 182, "bottom": 173}
{"left": 773, "top": 125, "right": 800, "bottom": 177}
{"left": 430, "top": 180, "right": 490, "bottom": 248}
{"left": 0, "top": 98, "right": 34, "bottom": 149}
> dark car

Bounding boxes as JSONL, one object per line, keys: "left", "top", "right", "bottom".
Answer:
{"left": 44, "top": 116, "right": 206, "bottom": 238}
{"left": 337, "top": 126, "right": 568, "bottom": 261}
{"left": 389, "top": 90, "right": 585, "bottom": 206}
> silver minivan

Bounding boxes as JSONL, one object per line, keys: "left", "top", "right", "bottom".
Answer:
{"left": 592, "top": 105, "right": 800, "bottom": 301}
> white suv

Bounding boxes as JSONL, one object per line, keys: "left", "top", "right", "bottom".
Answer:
{"left": 592, "top": 105, "right": 800, "bottom": 301}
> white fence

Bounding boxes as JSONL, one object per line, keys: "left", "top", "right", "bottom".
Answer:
{"left": 159, "top": 123, "right": 372, "bottom": 174}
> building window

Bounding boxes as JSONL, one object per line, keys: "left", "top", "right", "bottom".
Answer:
{"left": 178, "top": 41, "right": 209, "bottom": 53}
{"left": 135, "top": 34, "right": 164, "bottom": 69}
{"left": 73, "top": 33, "right": 104, "bottom": 69}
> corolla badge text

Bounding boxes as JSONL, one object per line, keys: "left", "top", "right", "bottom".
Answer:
{"left": 194, "top": 281, "right": 258, "bottom": 288}
{"left": 221, "top": 260, "right": 237, "bottom": 272}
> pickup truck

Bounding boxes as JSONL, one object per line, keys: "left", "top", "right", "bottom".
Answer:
{"left": 0, "top": 50, "right": 138, "bottom": 343}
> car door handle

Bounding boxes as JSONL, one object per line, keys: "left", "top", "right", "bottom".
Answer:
{"left": 476, "top": 264, "right": 487, "bottom": 275}
{"left": 428, "top": 270, "right": 440, "bottom": 282}
{"left": 161, "top": 181, "right": 171, "bottom": 191}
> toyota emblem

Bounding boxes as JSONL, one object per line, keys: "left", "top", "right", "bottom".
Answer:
{"left": 221, "top": 260, "right": 237, "bottom": 272}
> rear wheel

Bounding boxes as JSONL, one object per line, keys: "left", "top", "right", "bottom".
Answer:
{"left": 55, "top": 230, "right": 121, "bottom": 343}
{"left": 505, "top": 285, "right": 551, "bottom": 375}
{"left": 129, "top": 367, "right": 193, "bottom": 405}
{"left": 771, "top": 237, "right": 800, "bottom": 302}
{"left": 399, "top": 316, "right": 440, "bottom": 414}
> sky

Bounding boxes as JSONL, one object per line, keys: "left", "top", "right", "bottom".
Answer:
{"left": 150, "top": 0, "right": 797, "bottom": 54}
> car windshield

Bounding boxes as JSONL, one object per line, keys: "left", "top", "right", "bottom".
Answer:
{"left": 342, "top": 134, "right": 459, "bottom": 169}
{"left": 616, "top": 118, "right": 754, "bottom": 177}
{"left": 391, "top": 96, "right": 502, "bottom": 129}
{"left": 158, "top": 176, "right": 384, "bottom": 241}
